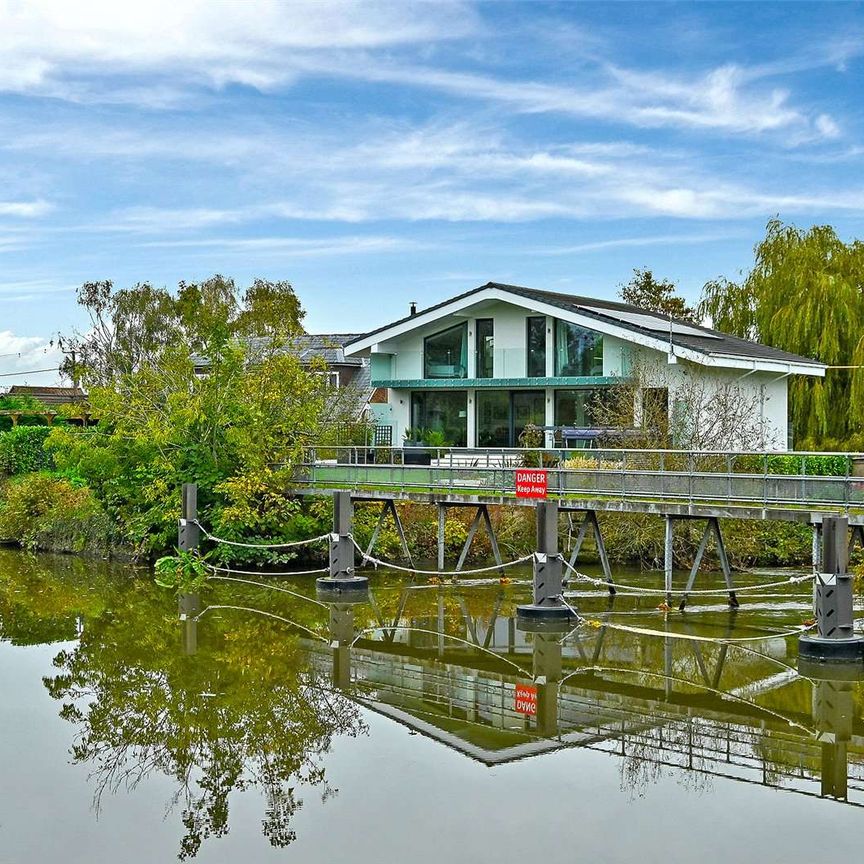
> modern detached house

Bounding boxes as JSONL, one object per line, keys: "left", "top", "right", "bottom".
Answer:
{"left": 346, "top": 282, "right": 826, "bottom": 451}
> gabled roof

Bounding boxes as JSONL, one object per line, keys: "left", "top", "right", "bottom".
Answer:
{"left": 346, "top": 282, "right": 825, "bottom": 375}
{"left": 191, "top": 333, "right": 366, "bottom": 369}
{"left": 6, "top": 385, "right": 87, "bottom": 405}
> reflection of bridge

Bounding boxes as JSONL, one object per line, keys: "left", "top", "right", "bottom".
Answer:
{"left": 300, "top": 597, "right": 864, "bottom": 806}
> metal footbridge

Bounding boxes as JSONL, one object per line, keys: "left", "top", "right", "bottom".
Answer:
{"left": 290, "top": 446, "right": 864, "bottom": 524}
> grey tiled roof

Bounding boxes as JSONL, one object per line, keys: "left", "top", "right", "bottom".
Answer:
{"left": 347, "top": 282, "right": 825, "bottom": 369}
{"left": 191, "top": 334, "right": 365, "bottom": 369}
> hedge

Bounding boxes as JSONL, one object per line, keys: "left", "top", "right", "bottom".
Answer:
{"left": 0, "top": 426, "right": 53, "bottom": 475}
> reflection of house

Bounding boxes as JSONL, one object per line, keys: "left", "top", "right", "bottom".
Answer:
{"left": 344, "top": 283, "right": 825, "bottom": 449}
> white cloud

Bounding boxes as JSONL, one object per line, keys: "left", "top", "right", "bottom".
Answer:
{"left": 137, "top": 234, "right": 424, "bottom": 256}
{"left": 0, "top": 199, "right": 53, "bottom": 217}
{"left": 348, "top": 57, "right": 839, "bottom": 140}
{"left": 0, "top": 0, "right": 842, "bottom": 144}
{"left": 533, "top": 232, "right": 744, "bottom": 256}
{"left": 42, "top": 119, "right": 863, "bottom": 231}
{"left": 0, "top": 329, "right": 62, "bottom": 388}
{"left": 0, "top": 0, "right": 477, "bottom": 97}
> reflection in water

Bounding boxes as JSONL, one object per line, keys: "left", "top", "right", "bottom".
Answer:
{"left": 0, "top": 551, "right": 862, "bottom": 859}
{"left": 28, "top": 566, "right": 368, "bottom": 859}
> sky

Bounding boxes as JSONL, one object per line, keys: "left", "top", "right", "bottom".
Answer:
{"left": 0, "top": 0, "right": 863, "bottom": 385}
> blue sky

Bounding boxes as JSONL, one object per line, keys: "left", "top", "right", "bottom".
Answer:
{"left": 1, "top": 0, "right": 863, "bottom": 384}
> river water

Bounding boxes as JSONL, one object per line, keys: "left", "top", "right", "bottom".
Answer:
{"left": 0, "top": 549, "right": 862, "bottom": 863}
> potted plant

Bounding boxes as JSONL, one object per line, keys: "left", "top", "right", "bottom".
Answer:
{"left": 402, "top": 427, "right": 444, "bottom": 466}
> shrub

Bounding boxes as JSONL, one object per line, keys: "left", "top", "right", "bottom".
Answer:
{"left": 735, "top": 453, "right": 850, "bottom": 476}
{"left": 0, "top": 473, "right": 112, "bottom": 553}
{"left": 0, "top": 426, "right": 53, "bottom": 475}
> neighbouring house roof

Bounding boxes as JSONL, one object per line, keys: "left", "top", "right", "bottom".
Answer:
{"left": 5, "top": 385, "right": 87, "bottom": 405}
{"left": 190, "top": 334, "right": 375, "bottom": 421}
{"left": 190, "top": 334, "right": 366, "bottom": 370}
{"left": 345, "top": 282, "right": 826, "bottom": 375}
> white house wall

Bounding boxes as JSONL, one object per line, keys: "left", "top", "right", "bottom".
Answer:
{"left": 628, "top": 345, "right": 789, "bottom": 450}
{"left": 370, "top": 300, "right": 792, "bottom": 450}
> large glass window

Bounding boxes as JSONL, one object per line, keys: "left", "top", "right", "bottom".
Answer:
{"left": 555, "top": 389, "right": 602, "bottom": 428}
{"left": 476, "top": 319, "right": 493, "bottom": 378}
{"left": 410, "top": 391, "right": 467, "bottom": 446}
{"left": 513, "top": 391, "right": 545, "bottom": 443}
{"left": 526, "top": 316, "right": 546, "bottom": 377}
{"left": 554, "top": 321, "right": 603, "bottom": 376}
{"left": 555, "top": 388, "right": 628, "bottom": 428}
{"left": 424, "top": 323, "right": 468, "bottom": 379}
{"left": 476, "top": 391, "right": 510, "bottom": 446}
{"left": 477, "top": 390, "right": 545, "bottom": 447}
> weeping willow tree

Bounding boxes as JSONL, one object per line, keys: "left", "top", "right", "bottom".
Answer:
{"left": 700, "top": 219, "right": 864, "bottom": 447}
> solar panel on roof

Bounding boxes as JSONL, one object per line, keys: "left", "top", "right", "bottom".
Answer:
{"left": 576, "top": 306, "right": 722, "bottom": 340}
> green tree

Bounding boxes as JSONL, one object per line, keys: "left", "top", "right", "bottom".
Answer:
{"left": 66, "top": 276, "right": 306, "bottom": 386}
{"left": 618, "top": 268, "right": 697, "bottom": 321}
{"left": 700, "top": 219, "right": 864, "bottom": 445}
{"left": 48, "top": 338, "right": 333, "bottom": 557}
{"left": 48, "top": 276, "right": 343, "bottom": 558}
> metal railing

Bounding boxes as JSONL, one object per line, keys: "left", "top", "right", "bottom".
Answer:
{"left": 289, "top": 446, "right": 864, "bottom": 514}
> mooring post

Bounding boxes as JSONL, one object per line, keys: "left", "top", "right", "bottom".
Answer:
{"left": 316, "top": 490, "right": 368, "bottom": 595}
{"left": 799, "top": 515, "right": 864, "bottom": 664}
{"left": 516, "top": 501, "right": 576, "bottom": 623}
{"left": 178, "top": 482, "right": 200, "bottom": 553}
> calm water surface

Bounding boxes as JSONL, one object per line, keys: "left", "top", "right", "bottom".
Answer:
{"left": 0, "top": 549, "right": 863, "bottom": 863}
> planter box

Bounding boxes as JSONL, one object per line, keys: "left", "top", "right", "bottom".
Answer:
{"left": 403, "top": 447, "right": 432, "bottom": 466}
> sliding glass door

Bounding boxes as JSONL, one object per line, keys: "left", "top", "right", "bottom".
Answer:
{"left": 477, "top": 390, "right": 545, "bottom": 447}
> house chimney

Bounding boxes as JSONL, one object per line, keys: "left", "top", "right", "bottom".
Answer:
{"left": 409, "top": 301, "right": 417, "bottom": 316}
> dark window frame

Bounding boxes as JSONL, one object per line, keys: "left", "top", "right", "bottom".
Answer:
{"left": 423, "top": 322, "right": 468, "bottom": 380}
{"left": 475, "top": 318, "right": 494, "bottom": 379}
{"left": 526, "top": 316, "right": 546, "bottom": 378}
{"left": 553, "top": 319, "right": 604, "bottom": 377}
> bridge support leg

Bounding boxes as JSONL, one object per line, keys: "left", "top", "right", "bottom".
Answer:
{"left": 365, "top": 500, "right": 413, "bottom": 566}
{"left": 664, "top": 516, "right": 674, "bottom": 607}
{"left": 677, "top": 517, "right": 738, "bottom": 611}
{"left": 848, "top": 523, "right": 864, "bottom": 558}
{"left": 455, "top": 505, "right": 504, "bottom": 575}
{"left": 799, "top": 515, "right": 864, "bottom": 664}
{"left": 517, "top": 501, "right": 577, "bottom": 624}
{"left": 437, "top": 504, "right": 446, "bottom": 571}
{"left": 317, "top": 491, "right": 368, "bottom": 595}
{"left": 567, "top": 510, "right": 615, "bottom": 594}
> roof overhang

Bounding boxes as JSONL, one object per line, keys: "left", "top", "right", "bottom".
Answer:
{"left": 345, "top": 285, "right": 825, "bottom": 377}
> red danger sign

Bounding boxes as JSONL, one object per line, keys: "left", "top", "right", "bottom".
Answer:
{"left": 514, "top": 683, "right": 537, "bottom": 715}
{"left": 515, "top": 469, "right": 547, "bottom": 499}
